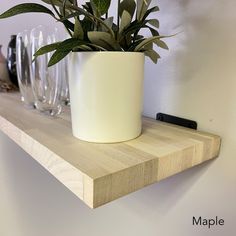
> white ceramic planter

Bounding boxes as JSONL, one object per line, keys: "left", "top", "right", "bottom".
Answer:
{"left": 68, "top": 52, "right": 145, "bottom": 143}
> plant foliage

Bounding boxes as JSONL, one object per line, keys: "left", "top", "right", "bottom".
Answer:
{"left": 0, "top": 0, "right": 169, "bottom": 66}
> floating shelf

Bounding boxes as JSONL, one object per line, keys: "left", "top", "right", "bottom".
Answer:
{"left": 0, "top": 93, "right": 221, "bottom": 208}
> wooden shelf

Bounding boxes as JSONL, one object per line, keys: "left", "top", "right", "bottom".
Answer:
{"left": 0, "top": 93, "right": 221, "bottom": 208}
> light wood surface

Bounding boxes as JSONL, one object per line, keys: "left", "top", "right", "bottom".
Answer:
{"left": 0, "top": 93, "right": 221, "bottom": 208}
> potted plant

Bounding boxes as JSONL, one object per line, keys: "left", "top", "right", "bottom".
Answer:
{"left": 0, "top": 0, "right": 169, "bottom": 143}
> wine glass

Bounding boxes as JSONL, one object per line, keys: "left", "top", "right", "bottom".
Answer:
{"left": 60, "top": 55, "right": 70, "bottom": 106}
{"left": 30, "top": 25, "right": 62, "bottom": 116}
{"left": 16, "top": 30, "right": 35, "bottom": 108}
{"left": 57, "top": 29, "right": 70, "bottom": 106}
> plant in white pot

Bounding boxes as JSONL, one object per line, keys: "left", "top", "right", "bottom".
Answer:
{"left": 0, "top": 0, "right": 169, "bottom": 143}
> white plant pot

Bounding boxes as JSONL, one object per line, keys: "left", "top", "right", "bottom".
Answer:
{"left": 68, "top": 52, "right": 145, "bottom": 143}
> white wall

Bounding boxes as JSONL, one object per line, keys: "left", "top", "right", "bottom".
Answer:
{"left": 0, "top": 1, "right": 236, "bottom": 236}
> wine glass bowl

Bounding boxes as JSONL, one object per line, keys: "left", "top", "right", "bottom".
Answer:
{"left": 30, "top": 26, "right": 62, "bottom": 116}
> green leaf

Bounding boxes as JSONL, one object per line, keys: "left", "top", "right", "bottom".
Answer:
{"left": 60, "top": 8, "right": 115, "bottom": 38}
{"left": 134, "top": 35, "right": 169, "bottom": 51}
{"left": 73, "top": 18, "right": 84, "bottom": 39}
{"left": 48, "top": 38, "right": 110, "bottom": 66}
{"left": 62, "top": 20, "right": 75, "bottom": 32}
{"left": 85, "top": 43, "right": 107, "bottom": 51}
{"left": 143, "top": 6, "right": 159, "bottom": 20}
{"left": 73, "top": 45, "right": 93, "bottom": 51}
{"left": 101, "top": 17, "right": 114, "bottom": 31}
{"left": 122, "top": 20, "right": 144, "bottom": 36}
{"left": 41, "top": 0, "right": 60, "bottom": 4}
{"left": 47, "top": 38, "right": 82, "bottom": 66}
{"left": 143, "top": 42, "right": 153, "bottom": 50}
{"left": 91, "top": 0, "right": 111, "bottom": 16}
{"left": 147, "top": 19, "right": 159, "bottom": 28}
{"left": 154, "top": 39, "right": 169, "bottom": 50}
{"left": 144, "top": 50, "right": 160, "bottom": 63}
{"left": 137, "top": 0, "right": 152, "bottom": 21}
{"left": 135, "top": 35, "right": 144, "bottom": 40}
{"left": 120, "top": 20, "right": 157, "bottom": 42}
{"left": 59, "top": 6, "right": 71, "bottom": 17}
{"left": 56, "top": 38, "right": 86, "bottom": 51}
{"left": 34, "top": 42, "right": 61, "bottom": 57}
{"left": 60, "top": 11, "right": 83, "bottom": 20}
{"left": 127, "top": 39, "right": 145, "bottom": 51}
{"left": 119, "top": 0, "right": 136, "bottom": 19}
{"left": 48, "top": 50, "right": 71, "bottom": 67}
{"left": 119, "top": 10, "right": 132, "bottom": 33}
{"left": 88, "top": 31, "right": 122, "bottom": 51}
{"left": 147, "top": 26, "right": 159, "bottom": 36}
{"left": 104, "top": 17, "right": 114, "bottom": 28}
{"left": 41, "top": 0, "right": 70, "bottom": 7}
{"left": 81, "top": 17, "right": 94, "bottom": 33}
{"left": 82, "top": 2, "right": 94, "bottom": 14}
{"left": 73, "top": 43, "right": 107, "bottom": 51}
{"left": 0, "top": 3, "right": 55, "bottom": 19}
{"left": 60, "top": 0, "right": 71, "bottom": 16}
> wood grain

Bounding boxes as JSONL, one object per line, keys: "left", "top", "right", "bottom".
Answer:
{"left": 0, "top": 93, "right": 221, "bottom": 208}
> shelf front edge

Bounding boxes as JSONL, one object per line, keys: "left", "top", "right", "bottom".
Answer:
{"left": 0, "top": 114, "right": 94, "bottom": 208}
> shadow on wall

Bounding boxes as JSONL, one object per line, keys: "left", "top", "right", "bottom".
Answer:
{"left": 144, "top": 0, "right": 236, "bottom": 141}
{"left": 173, "top": 0, "right": 236, "bottom": 135}
{"left": 118, "top": 159, "right": 213, "bottom": 217}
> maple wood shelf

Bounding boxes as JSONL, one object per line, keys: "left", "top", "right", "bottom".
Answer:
{"left": 0, "top": 93, "right": 221, "bottom": 208}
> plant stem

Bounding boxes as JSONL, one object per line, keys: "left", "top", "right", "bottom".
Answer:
{"left": 62, "top": 0, "right": 67, "bottom": 17}
{"left": 73, "top": 0, "right": 78, "bottom": 7}
{"left": 50, "top": 0, "right": 72, "bottom": 37}
{"left": 133, "top": 21, "right": 144, "bottom": 43}
{"left": 50, "top": 0, "right": 61, "bottom": 18}
{"left": 117, "top": 0, "right": 121, "bottom": 31}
